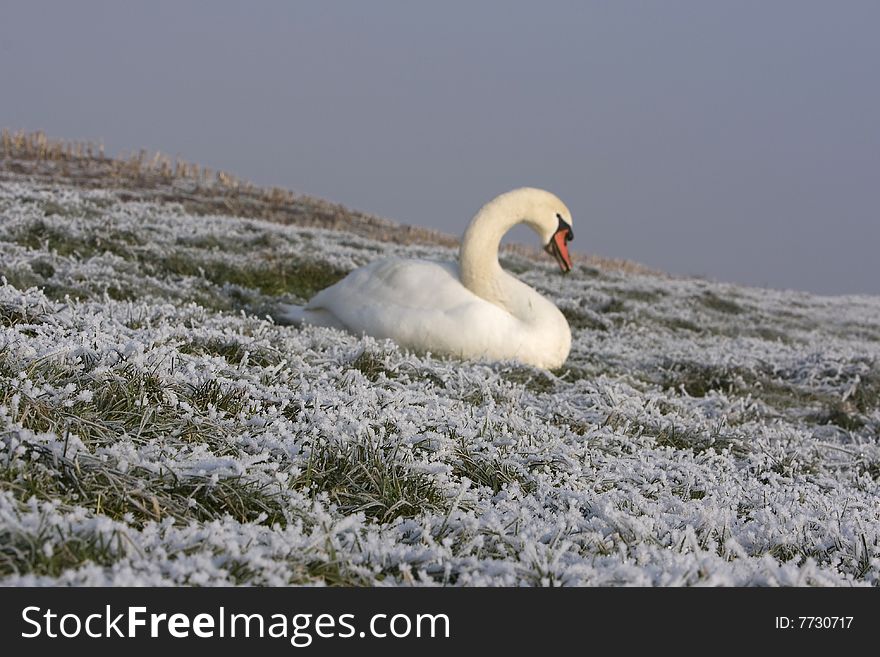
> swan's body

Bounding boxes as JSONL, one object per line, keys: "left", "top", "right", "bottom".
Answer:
{"left": 279, "top": 188, "right": 575, "bottom": 369}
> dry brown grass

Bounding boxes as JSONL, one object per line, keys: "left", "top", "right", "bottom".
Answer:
{"left": 1, "top": 129, "right": 655, "bottom": 275}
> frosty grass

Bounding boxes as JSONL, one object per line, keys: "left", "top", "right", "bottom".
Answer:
{"left": 1, "top": 182, "right": 878, "bottom": 586}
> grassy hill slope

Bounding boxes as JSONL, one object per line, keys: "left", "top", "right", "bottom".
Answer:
{"left": 1, "top": 136, "right": 878, "bottom": 585}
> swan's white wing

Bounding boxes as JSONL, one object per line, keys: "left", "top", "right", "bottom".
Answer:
{"left": 304, "top": 258, "right": 522, "bottom": 359}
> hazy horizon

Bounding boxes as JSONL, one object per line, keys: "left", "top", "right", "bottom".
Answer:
{"left": 2, "top": 1, "right": 878, "bottom": 295}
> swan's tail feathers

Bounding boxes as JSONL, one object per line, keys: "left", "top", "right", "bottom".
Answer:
{"left": 274, "top": 303, "right": 348, "bottom": 331}
{"left": 275, "top": 303, "right": 308, "bottom": 325}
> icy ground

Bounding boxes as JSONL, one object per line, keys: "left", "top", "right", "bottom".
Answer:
{"left": 1, "top": 181, "right": 878, "bottom": 585}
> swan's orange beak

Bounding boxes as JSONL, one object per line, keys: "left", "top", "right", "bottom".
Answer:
{"left": 545, "top": 216, "right": 574, "bottom": 273}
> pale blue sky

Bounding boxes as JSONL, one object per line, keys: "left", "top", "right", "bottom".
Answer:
{"left": 2, "top": 1, "right": 878, "bottom": 295}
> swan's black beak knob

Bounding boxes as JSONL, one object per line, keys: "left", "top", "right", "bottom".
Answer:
{"left": 545, "top": 214, "right": 573, "bottom": 273}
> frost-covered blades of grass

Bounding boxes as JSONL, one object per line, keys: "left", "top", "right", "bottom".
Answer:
{"left": 1, "top": 181, "right": 879, "bottom": 585}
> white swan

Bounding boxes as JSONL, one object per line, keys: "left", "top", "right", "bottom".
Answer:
{"left": 278, "top": 188, "right": 575, "bottom": 369}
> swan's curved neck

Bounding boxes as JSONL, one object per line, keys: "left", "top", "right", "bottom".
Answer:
{"left": 459, "top": 194, "right": 537, "bottom": 303}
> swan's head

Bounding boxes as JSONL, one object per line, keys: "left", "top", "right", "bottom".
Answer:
{"left": 512, "top": 188, "right": 574, "bottom": 273}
